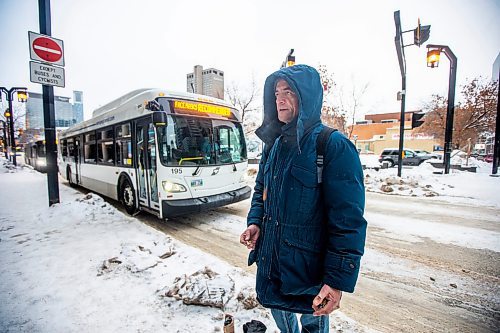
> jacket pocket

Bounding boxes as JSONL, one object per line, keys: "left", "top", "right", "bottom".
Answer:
{"left": 289, "top": 165, "right": 319, "bottom": 222}
{"left": 279, "top": 237, "right": 323, "bottom": 295}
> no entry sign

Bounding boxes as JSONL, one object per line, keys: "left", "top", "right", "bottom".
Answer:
{"left": 28, "top": 31, "right": 65, "bottom": 66}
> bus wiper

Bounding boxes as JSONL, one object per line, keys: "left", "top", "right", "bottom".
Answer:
{"left": 192, "top": 164, "right": 202, "bottom": 176}
{"left": 232, "top": 161, "right": 237, "bottom": 172}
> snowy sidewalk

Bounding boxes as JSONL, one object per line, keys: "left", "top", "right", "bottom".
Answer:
{"left": 0, "top": 161, "right": 370, "bottom": 333}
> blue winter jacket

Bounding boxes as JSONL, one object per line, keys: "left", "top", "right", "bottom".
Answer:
{"left": 247, "top": 65, "right": 367, "bottom": 314}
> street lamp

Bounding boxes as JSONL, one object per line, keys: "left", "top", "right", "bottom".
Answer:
{"left": 426, "top": 49, "right": 441, "bottom": 68}
{"left": 0, "top": 87, "right": 28, "bottom": 166}
{"left": 281, "top": 49, "right": 295, "bottom": 68}
{"left": 0, "top": 119, "right": 8, "bottom": 159}
{"left": 425, "top": 45, "right": 457, "bottom": 174}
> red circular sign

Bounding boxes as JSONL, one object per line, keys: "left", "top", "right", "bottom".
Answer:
{"left": 32, "top": 37, "right": 62, "bottom": 62}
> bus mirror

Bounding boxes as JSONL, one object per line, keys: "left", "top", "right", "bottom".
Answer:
{"left": 146, "top": 100, "right": 162, "bottom": 111}
{"left": 152, "top": 111, "right": 167, "bottom": 126}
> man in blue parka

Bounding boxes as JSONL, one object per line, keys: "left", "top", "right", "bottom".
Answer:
{"left": 240, "top": 65, "right": 367, "bottom": 332}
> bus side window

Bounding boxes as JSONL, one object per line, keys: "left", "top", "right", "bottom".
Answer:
{"left": 61, "top": 140, "right": 68, "bottom": 158}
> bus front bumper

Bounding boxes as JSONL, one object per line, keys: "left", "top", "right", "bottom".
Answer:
{"left": 161, "top": 186, "right": 252, "bottom": 218}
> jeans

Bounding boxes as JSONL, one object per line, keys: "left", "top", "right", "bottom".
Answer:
{"left": 270, "top": 308, "right": 329, "bottom": 333}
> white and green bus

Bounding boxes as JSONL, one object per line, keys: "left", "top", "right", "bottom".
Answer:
{"left": 58, "top": 89, "right": 251, "bottom": 218}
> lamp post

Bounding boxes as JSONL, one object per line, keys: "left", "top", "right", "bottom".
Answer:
{"left": 0, "top": 87, "right": 28, "bottom": 166}
{"left": 0, "top": 119, "right": 8, "bottom": 159}
{"left": 426, "top": 44, "right": 457, "bottom": 174}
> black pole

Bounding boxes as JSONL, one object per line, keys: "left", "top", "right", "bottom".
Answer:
{"left": 39, "top": 0, "right": 60, "bottom": 206}
{"left": 397, "top": 77, "right": 406, "bottom": 176}
{"left": 1, "top": 120, "right": 7, "bottom": 159}
{"left": 440, "top": 46, "right": 457, "bottom": 175}
{"left": 394, "top": 10, "right": 406, "bottom": 177}
{"left": 7, "top": 94, "right": 17, "bottom": 166}
{"left": 492, "top": 69, "right": 499, "bottom": 175}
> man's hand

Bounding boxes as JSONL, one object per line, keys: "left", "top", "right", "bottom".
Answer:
{"left": 312, "top": 284, "right": 342, "bottom": 316}
{"left": 239, "top": 225, "right": 260, "bottom": 250}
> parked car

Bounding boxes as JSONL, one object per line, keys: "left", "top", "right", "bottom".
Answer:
{"left": 414, "top": 149, "right": 442, "bottom": 160}
{"left": 378, "top": 148, "right": 432, "bottom": 167}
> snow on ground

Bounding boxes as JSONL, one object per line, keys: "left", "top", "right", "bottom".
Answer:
{"left": 0, "top": 159, "right": 374, "bottom": 333}
{"left": 359, "top": 154, "right": 500, "bottom": 208}
{"left": 2, "top": 153, "right": 498, "bottom": 332}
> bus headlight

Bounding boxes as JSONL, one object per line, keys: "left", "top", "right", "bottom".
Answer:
{"left": 162, "top": 180, "right": 187, "bottom": 193}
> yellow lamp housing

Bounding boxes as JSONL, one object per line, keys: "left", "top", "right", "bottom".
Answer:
{"left": 17, "top": 90, "right": 28, "bottom": 103}
{"left": 426, "top": 49, "right": 441, "bottom": 68}
{"left": 4, "top": 109, "right": 11, "bottom": 118}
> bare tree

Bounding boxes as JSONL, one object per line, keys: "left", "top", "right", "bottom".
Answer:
{"left": 418, "top": 77, "right": 498, "bottom": 148}
{"left": 318, "top": 64, "right": 346, "bottom": 131}
{"left": 1, "top": 102, "right": 26, "bottom": 132}
{"left": 225, "top": 76, "right": 261, "bottom": 135}
{"left": 225, "top": 77, "right": 260, "bottom": 122}
{"left": 336, "top": 78, "right": 369, "bottom": 139}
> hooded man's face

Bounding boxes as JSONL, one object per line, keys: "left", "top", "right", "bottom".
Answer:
{"left": 275, "top": 79, "right": 299, "bottom": 124}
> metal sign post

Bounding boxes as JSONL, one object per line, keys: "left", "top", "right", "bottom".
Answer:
{"left": 36, "top": 0, "right": 60, "bottom": 206}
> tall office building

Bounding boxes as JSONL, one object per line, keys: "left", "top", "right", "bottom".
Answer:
{"left": 186, "top": 65, "right": 224, "bottom": 99}
{"left": 72, "top": 91, "right": 84, "bottom": 125}
{"left": 26, "top": 91, "right": 84, "bottom": 129}
{"left": 493, "top": 52, "right": 500, "bottom": 83}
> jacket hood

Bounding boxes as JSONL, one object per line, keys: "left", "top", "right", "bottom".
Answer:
{"left": 255, "top": 64, "right": 323, "bottom": 147}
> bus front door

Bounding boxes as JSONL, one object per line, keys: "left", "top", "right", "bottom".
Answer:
{"left": 136, "top": 119, "right": 160, "bottom": 211}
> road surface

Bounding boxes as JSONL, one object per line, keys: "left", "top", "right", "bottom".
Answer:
{"left": 132, "top": 191, "right": 500, "bottom": 333}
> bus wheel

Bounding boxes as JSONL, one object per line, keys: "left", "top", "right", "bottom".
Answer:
{"left": 121, "top": 179, "right": 138, "bottom": 215}
{"left": 67, "top": 168, "right": 75, "bottom": 187}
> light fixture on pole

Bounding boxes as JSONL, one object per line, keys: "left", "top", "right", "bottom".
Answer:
{"left": 281, "top": 49, "right": 295, "bottom": 68}
{"left": 425, "top": 44, "right": 457, "bottom": 174}
{"left": 426, "top": 49, "right": 441, "bottom": 68}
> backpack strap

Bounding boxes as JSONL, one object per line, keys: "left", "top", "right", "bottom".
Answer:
{"left": 316, "top": 126, "right": 337, "bottom": 183}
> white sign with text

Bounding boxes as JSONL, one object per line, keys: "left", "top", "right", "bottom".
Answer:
{"left": 29, "top": 61, "right": 65, "bottom": 88}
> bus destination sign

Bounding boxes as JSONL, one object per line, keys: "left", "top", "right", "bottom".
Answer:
{"left": 174, "top": 100, "right": 230, "bottom": 117}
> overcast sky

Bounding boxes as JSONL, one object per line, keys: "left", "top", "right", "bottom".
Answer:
{"left": 1, "top": 0, "right": 499, "bottom": 121}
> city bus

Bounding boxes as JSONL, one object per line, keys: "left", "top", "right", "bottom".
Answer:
{"left": 24, "top": 140, "right": 48, "bottom": 172}
{"left": 58, "top": 89, "right": 251, "bottom": 218}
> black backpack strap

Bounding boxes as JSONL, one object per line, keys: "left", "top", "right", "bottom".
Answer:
{"left": 316, "top": 126, "right": 337, "bottom": 183}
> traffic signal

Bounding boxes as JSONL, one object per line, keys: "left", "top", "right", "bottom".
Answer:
{"left": 412, "top": 112, "right": 425, "bottom": 128}
{"left": 286, "top": 54, "right": 295, "bottom": 67}
{"left": 414, "top": 19, "right": 431, "bottom": 47}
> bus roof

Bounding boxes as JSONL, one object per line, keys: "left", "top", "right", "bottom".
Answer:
{"left": 92, "top": 89, "right": 234, "bottom": 118}
{"left": 60, "top": 89, "right": 238, "bottom": 138}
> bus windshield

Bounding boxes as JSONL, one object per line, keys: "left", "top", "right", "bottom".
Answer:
{"left": 157, "top": 115, "right": 247, "bottom": 166}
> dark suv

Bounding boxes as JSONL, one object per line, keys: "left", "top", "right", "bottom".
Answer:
{"left": 378, "top": 148, "right": 432, "bottom": 167}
